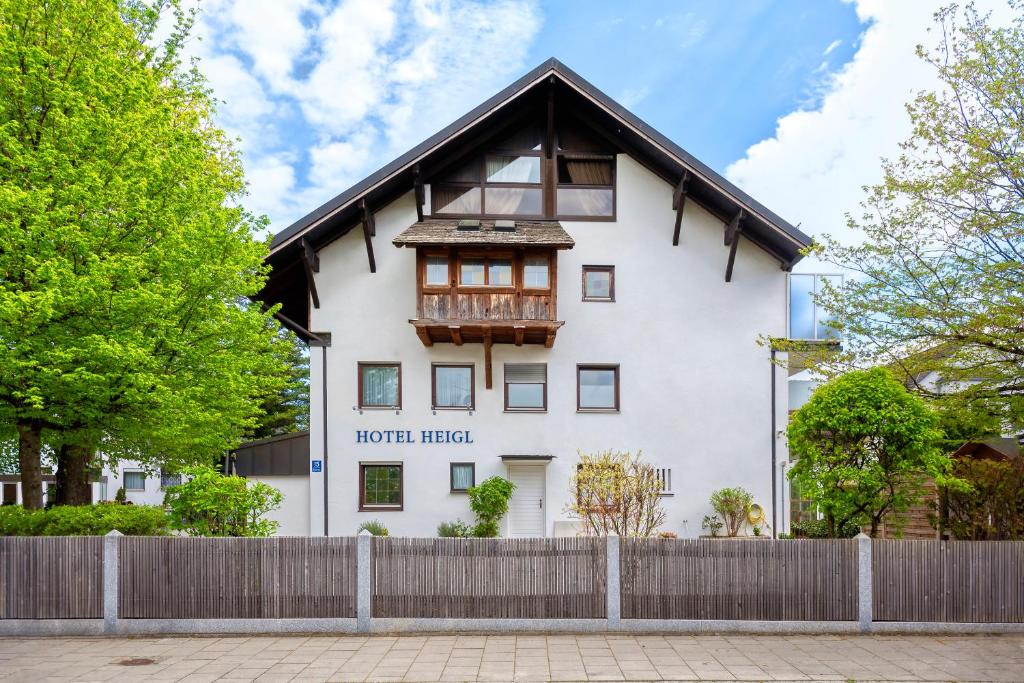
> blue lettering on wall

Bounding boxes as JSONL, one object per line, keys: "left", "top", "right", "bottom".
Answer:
{"left": 357, "top": 430, "right": 473, "bottom": 445}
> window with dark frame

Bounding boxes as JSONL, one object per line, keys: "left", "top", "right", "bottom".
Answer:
{"left": 359, "top": 463, "right": 403, "bottom": 510}
{"left": 432, "top": 364, "right": 475, "bottom": 410}
{"left": 458, "top": 253, "right": 515, "bottom": 288}
{"left": 358, "top": 362, "right": 401, "bottom": 409}
{"left": 582, "top": 265, "right": 615, "bottom": 301}
{"left": 424, "top": 254, "right": 449, "bottom": 287}
{"left": 577, "top": 364, "right": 620, "bottom": 411}
{"left": 450, "top": 463, "right": 476, "bottom": 492}
{"left": 123, "top": 470, "right": 145, "bottom": 491}
{"left": 504, "top": 363, "right": 547, "bottom": 411}
{"left": 2, "top": 482, "right": 17, "bottom": 505}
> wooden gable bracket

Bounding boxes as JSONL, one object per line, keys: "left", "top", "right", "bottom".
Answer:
{"left": 724, "top": 209, "right": 745, "bottom": 283}
{"left": 300, "top": 238, "right": 321, "bottom": 309}
{"left": 672, "top": 170, "right": 691, "bottom": 246}
{"left": 544, "top": 75, "right": 556, "bottom": 159}
{"left": 359, "top": 199, "right": 376, "bottom": 273}
{"left": 413, "top": 164, "right": 425, "bottom": 223}
{"left": 483, "top": 328, "right": 493, "bottom": 390}
{"left": 448, "top": 325, "right": 463, "bottom": 346}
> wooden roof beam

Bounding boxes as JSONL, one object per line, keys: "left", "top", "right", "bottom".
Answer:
{"left": 413, "top": 164, "right": 425, "bottom": 223}
{"left": 359, "top": 199, "right": 376, "bottom": 273}
{"left": 545, "top": 76, "right": 555, "bottom": 159}
{"left": 299, "top": 238, "right": 320, "bottom": 309}
{"left": 724, "top": 209, "right": 745, "bottom": 283}
{"left": 483, "top": 329, "right": 493, "bottom": 390}
{"left": 672, "top": 171, "right": 690, "bottom": 246}
{"left": 449, "top": 325, "right": 463, "bottom": 346}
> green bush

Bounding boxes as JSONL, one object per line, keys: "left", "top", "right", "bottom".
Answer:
{"left": 467, "top": 476, "right": 515, "bottom": 537}
{"left": 709, "top": 487, "right": 753, "bottom": 537}
{"left": 437, "top": 520, "right": 470, "bottom": 537}
{"left": 0, "top": 503, "right": 169, "bottom": 536}
{"left": 358, "top": 519, "right": 389, "bottom": 536}
{"left": 791, "top": 518, "right": 861, "bottom": 539}
{"left": 164, "top": 465, "right": 282, "bottom": 537}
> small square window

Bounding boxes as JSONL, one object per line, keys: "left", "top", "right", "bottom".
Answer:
{"left": 487, "top": 259, "right": 513, "bottom": 286}
{"left": 433, "top": 364, "right": 474, "bottom": 410}
{"left": 123, "top": 471, "right": 146, "bottom": 492}
{"left": 359, "top": 363, "right": 401, "bottom": 409}
{"left": 460, "top": 258, "right": 486, "bottom": 286}
{"left": 577, "top": 365, "right": 620, "bottom": 411}
{"left": 583, "top": 266, "right": 614, "bottom": 301}
{"left": 360, "top": 463, "right": 403, "bottom": 510}
{"left": 425, "top": 255, "right": 449, "bottom": 287}
{"left": 450, "top": 463, "right": 476, "bottom": 492}
{"left": 504, "top": 363, "right": 547, "bottom": 411}
{"left": 523, "top": 255, "right": 549, "bottom": 289}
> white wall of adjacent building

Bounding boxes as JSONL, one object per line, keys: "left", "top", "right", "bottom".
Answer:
{"left": 303, "top": 154, "right": 792, "bottom": 539}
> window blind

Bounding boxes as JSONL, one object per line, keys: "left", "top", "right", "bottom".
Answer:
{"left": 505, "top": 363, "right": 546, "bottom": 384}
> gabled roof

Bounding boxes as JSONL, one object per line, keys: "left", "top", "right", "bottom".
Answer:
{"left": 260, "top": 58, "right": 813, "bottom": 338}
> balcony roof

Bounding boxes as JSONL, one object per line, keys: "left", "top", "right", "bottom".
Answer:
{"left": 393, "top": 219, "right": 575, "bottom": 249}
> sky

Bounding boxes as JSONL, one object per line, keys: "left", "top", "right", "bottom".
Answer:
{"left": 179, "top": 0, "right": 1008, "bottom": 273}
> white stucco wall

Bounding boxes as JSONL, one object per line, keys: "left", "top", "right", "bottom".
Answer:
{"left": 250, "top": 475, "right": 310, "bottom": 536}
{"left": 306, "top": 154, "right": 791, "bottom": 538}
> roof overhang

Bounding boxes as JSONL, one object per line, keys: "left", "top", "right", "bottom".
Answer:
{"left": 393, "top": 220, "right": 575, "bottom": 249}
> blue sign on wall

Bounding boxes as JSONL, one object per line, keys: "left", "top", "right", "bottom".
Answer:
{"left": 311, "top": 460, "right": 322, "bottom": 473}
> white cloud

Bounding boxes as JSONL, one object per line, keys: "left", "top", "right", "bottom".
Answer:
{"left": 725, "top": 0, "right": 1010, "bottom": 271}
{"left": 822, "top": 39, "right": 842, "bottom": 56}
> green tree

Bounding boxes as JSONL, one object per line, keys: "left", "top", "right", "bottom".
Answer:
{"left": 709, "top": 487, "right": 753, "bottom": 537}
{"left": 467, "top": 476, "right": 516, "bottom": 537}
{"left": 788, "top": 368, "right": 952, "bottom": 537}
{"left": 247, "top": 329, "right": 309, "bottom": 441}
{"left": 163, "top": 465, "right": 282, "bottom": 537}
{"left": 814, "top": 3, "right": 1024, "bottom": 427}
{"left": 0, "top": 0, "right": 289, "bottom": 507}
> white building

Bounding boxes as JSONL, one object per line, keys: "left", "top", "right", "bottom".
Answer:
{"left": 0, "top": 461, "right": 177, "bottom": 507}
{"left": 256, "top": 59, "right": 814, "bottom": 538}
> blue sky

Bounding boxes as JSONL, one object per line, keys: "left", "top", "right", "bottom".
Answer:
{"left": 182, "top": 0, "right": 994, "bottom": 267}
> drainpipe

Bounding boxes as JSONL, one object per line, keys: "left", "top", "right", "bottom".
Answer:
{"left": 770, "top": 347, "right": 778, "bottom": 539}
{"left": 308, "top": 331, "right": 331, "bottom": 537}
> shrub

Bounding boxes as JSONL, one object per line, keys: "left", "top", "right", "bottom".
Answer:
{"left": 437, "top": 520, "right": 470, "bottom": 538}
{"left": 657, "top": 531, "right": 678, "bottom": 539}
{"left": 567, "top": 450, "right": 666, "bottom": 537}
{"left": 163, "top": 465, "right": 281, "bottom": 537}
{"left": 709, "top": 487, "right": 753, "bottom": 537}
{"left": 701, "top": 514, "right": 723, "bottom": 537}
{"left": 0, "top": 504, "right": 169, "bottom": 536}
{"left": 791, "top": 518, "right": 860, "bottom": 539}
{"left": 467, "top": 476, "right": 516, "bottom": 537}
{"left": 358, "top": 519, "right": 389, "bottom": 536}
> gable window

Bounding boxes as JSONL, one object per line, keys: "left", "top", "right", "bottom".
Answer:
{"left": 359, "top": 463, "right": 403, "bottom": 510}
{"left": 432, "top": 364, "right": 474, "bottom": 410}
{"left": 450, "top": 463, "right": 475, "bottom": 492}
{"left": 577, "top": 364, "right": 620, "bottom": 412}
{"left": 504, "top": 363, "right": 547, "bottom": 411}
{"left": 123, "top": 470, "right": 145, "bottom": 492}
{"left": 459, "top": 254, "right": 514, "bottom": 288}
{"left": 523, "top": 254, "right": 550, "bottom": 289}
{"left": 582, "top": 265, "right": 615, "bottom": 301}
{"left": 557, "top": 156, "right": 615, "bottom": 217}
{"left": 359, "top": 362, "right": 401, "bottom": 409}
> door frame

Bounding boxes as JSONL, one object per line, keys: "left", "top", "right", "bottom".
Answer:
{"left": 504, "top": 460, "right": 548, "bottom": 538}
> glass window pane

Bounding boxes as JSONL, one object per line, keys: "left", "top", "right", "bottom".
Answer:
{"left": 160, "top": 470, "right": 181, "bottom": 489}
{"left": 441, "top": 159, "right": 480, "bottom": 183}
{"left": 361, "top": 365, "right": 399, "bottom": 407}
{"left": 584, "top": 269, "right": 612, "bottom": 299}
{"left": 815, "top": 275, "right": 843, "bottom": 340}
{"left": 434, "top": 185, "right": 481, "bottom": 214}
{"left": 557, "top": 188, "right": 613, "bottom": 216}
{"left": 461, "top": 259, "right": 485, "bottom": 286}
{"left": 789, "top": 274, "right": 815, "bottom": 340}
{"left": 425, "top": 256, "right": 448, "bottom": 286}
{"left": 123, "top": 471, "right": 145, "bottom": 491}
{"left": 508, "top": 383, "right": 544, "bottom": 409}
{"left": 523, "top": 256, "right": 549, "bottom": 288}
{"left": 486, "top": 155, "right": 541, "bottom": 183}
{"left": 485, "top": 187, "right": 542, "bottom": 215}
{"left": 363, "top": 465, "right": 401, "bottom": 505}
{"left": 488, "top": 259, "right": 512, "bottom": 286}
{"left": 451, "top": 464, "right": 474, "bottom": 491}
{"left": 557, "top": 158, "right": 612, "bottom": 185}
{"left": 579, "top": 368, "right": 617, "bottom": 409}
{"left": 434, "top": 366, "right": 472, "bottom": 408}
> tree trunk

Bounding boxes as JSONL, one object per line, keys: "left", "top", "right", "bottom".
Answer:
{"left": 55, "top": 443, "right": 95, "bottom": 506}
{"left": 869, "top": 516, "right": 881, "bottom": 538}
{"left": 16, "top": 419, "right": 44, "bottom": 509}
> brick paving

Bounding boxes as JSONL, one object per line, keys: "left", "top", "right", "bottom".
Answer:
{"left": 0, "top": 633, "right": 1022, "bottom": 682}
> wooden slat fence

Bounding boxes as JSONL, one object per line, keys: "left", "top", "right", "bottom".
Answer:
{"left": 118, "top": 537, "right": 357, "bottom": 619}
{"left": 621, "top": 538, "right": 858, "bottom": 621}
{"left": 0, "top": 537, "right": 102, "bottom": 619}
{"left": 372, "top": 537, "right": 606, "bottom": 619}
{"left": 873, "top": 540, "right": 1024, "bottom": 622}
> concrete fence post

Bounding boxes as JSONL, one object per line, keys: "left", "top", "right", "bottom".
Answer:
{"left": 357, "top": 530, "right": 372, "bottom": 632}
{"left": 606, "top": 535, "right": 620, "bottom": 629}
{"left": 102, "top": 530, "right": 122, "bottom": 634}
{"left": 856, "top": 532, "right": 872, "bottom": 632}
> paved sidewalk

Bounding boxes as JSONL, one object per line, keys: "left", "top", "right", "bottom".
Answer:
{"left": 1, "top": 633, "right": 1022, "bottom": 682}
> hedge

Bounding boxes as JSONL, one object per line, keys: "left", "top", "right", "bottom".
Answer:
{"left": 0, "top": 503, "right": 170, "bottom": 536}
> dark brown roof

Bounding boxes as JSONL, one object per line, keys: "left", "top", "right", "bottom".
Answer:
{"left": 393, "top": 220, "right": 575, "bottom": 249}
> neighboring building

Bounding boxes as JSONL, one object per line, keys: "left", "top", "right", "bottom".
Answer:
{"left": 228, "top": 431, "right": 311, "bottom": 536}
{"left": 0, "top": 461, "right": 175, "bottom": 507}
{"left": 256, "top": 58, "right": 813, "bottom": 538}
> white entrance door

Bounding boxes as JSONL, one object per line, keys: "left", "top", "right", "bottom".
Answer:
{"left": 507, "top": 463, "right": 546, "bottom": 537}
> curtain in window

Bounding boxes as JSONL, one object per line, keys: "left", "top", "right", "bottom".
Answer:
{"left": 434, "top": 185, "right": 481, "bottom": 214}
{"left": 563, "top": 159, "right": 612, "bottom": 185}
{"left": 486, "top": 156, "right": 540, "bottom": 183}
{"left": 123, "top": 471, "right": 146, "bottom": 491}
{"left": 485, "top": 187, "right": 542, "bottom": 215}
{"left": 435, "top": 366, "right": 472, "bottom": 407}
{"left": 362, "top": 366, "right": 399, "bottom": 406}
{"left": 451, "top": 464, "right": 474, "bottom": 490}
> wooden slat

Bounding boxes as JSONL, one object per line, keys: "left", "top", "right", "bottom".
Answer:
{"left": 620, "top": 539, "right": 858, "bottom": 621}
{"left": 117, "top": 537, "right": 357, "bottom": 619}
{"left": 372, "top": 537, "right": 606, "bottom": 619}
{"left": 873, "top": 540, "right": 1024, "bottom": 623}
{"left": 0, "top": 537, "right": 103, "bottom": 619}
